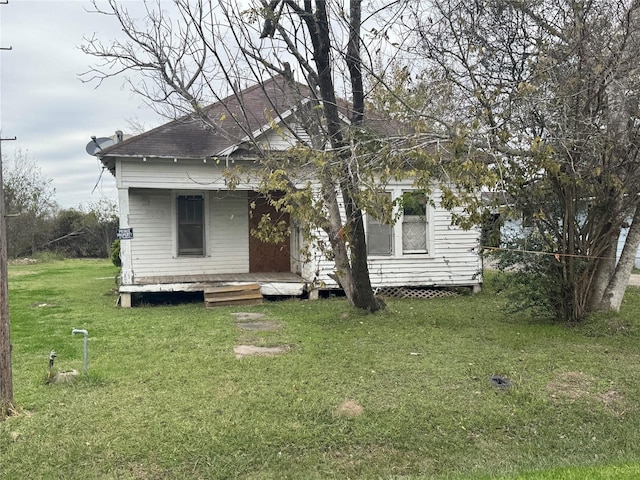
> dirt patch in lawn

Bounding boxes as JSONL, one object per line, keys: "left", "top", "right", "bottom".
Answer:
{"left": 597, "top": 389, "right": 628, "bottom": 416}
{"left": 234, "top": 345, "right": 288, "bottom": 358}
{"left": 335, "top": 399, "right": 364, "bottom": 417}
{"left": 546, "top": 371, "right": 595, "bottom": 401}
{"left": 546, "top": 371, "right": 627, "bottom": 415}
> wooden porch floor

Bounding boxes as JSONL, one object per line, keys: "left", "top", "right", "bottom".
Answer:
{"left": 119, "top": 272, "right": 306, "bottom": 299}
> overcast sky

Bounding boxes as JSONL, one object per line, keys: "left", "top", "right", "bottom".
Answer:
{"left": 1, "top": 0, "right": 163, "bottom": 208}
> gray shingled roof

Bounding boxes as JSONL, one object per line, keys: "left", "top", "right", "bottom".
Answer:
{"left": 99, "top": 75, "right": 310, "bottom": 159}
{"left": 98, "top": 75, "right": 404, "bottom": 162}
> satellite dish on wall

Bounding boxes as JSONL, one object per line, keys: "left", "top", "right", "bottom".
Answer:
{"left": 85, "top": 136, "right": 115, "bottom": 156}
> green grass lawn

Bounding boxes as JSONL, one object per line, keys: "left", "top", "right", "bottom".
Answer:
{"left": 1, "top": 259, "right": 640, "bottom": 479}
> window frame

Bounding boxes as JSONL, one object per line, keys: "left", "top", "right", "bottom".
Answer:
{"left": 401, "top": 191, "right": 429, "bottom": 255}
{"left": 365, "top": 188, "right": 433, "bottom": 259}
{"left": 175, "top": 193, "right": 206, "bottom": 257}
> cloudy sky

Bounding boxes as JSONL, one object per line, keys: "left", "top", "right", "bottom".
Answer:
{"left": 1, "top": 0, "right": 163, "bottom": 208}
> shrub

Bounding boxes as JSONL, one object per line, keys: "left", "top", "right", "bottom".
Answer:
{"left": 110, "top": 239, "right": 121, "bottom": 267}
{"left": 485, "top": 231, "right": 579, "bottom": 322}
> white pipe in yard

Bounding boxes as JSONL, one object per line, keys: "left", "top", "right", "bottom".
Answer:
{"left": 72, "top": 329, "right": 88, "bottom": 375}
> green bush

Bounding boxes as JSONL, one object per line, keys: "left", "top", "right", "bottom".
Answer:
{"left": 485, "top": 231, "right": 574, "bottom": 321}
{"left": 110, "top": 239, "right": 121, "bottom": 267}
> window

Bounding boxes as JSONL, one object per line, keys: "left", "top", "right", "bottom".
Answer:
{"left": 367, "top": 216, "right": 393, "bottom": 255}
{"left": 401, "top": 192, "right": 428, "bottom": 254}
{"left": 367, "top": 193, "right": 393, "bottom": 256}
{"left": 177, "top": 195, "right": 204, "bottom": 256}
{"left": 366, "top": 190, "right": 430, "bottom": 257}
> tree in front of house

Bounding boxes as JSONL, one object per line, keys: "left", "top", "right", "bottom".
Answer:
{"left": 82, "top": 0, "right": 467, "bottom": 313}
{"left": 402, "top": 0, "right": 640, "bottom": 322}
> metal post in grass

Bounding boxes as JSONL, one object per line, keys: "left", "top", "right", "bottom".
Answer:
{"left": 72, "top": 329, "right": 89, "bottom": 375}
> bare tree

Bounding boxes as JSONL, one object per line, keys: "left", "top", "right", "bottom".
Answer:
{"left": 2, "top": 149, "right": 57, "bottom": 258}
{"left": 81, "top": 0, "right": 423, "bottom": 312}
{"left": 80, "top": 198, "right": 119, "bottom": 257}
{"left": 406, "top": 0, "right": 640, "bottom": 321}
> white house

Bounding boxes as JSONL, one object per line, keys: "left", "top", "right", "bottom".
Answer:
{"left": 96, "top": 76, "right": 482, "bottom": 306}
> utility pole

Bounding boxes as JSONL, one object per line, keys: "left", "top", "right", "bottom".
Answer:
{"left": 1, "top": 0, "right": 15, "bottom": 420}
{"left": 0, "top": 134, "right": 15, "bottom": 419}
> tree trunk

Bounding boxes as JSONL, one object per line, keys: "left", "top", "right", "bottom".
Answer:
{"left": 597, "top": 206, "right": 640, "bottom": 312}
{"left": 595, "top": 68, "right": 638, "bottom": 312}
{"left": 586, "top": 197, "right": 622, "bottom": 311}
{"left": 586, "top": 236, "right": 617, "bottom": 311}
{"left": 320, "top": 169, "right": 383, "bottom": 312}
{"left": 341, "top": 189, "right": 384, "bottom": 311}
{"left": 308, "top": 0, "right": 382, "bottom": 312}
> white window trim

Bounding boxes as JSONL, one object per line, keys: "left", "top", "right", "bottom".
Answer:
{"left": 400, "top": 189, "right": 431, "bottom": 256}
{"left": 365, "top": 187, "right": 434, "bottom": 259}
{"left": 171, "top": 190, "right": 209, "bottom": 258}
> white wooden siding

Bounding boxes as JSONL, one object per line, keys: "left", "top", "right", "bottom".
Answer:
{"left": 116, "top": 128, "right": 311, "bottom": 192}
{"left": 300, "top": 184, "right": 481, "bottom": 288}
{"left": 257, "top": 121, "right": 311, "bottom": 150}
{"left": 303, "top": 228, "right": 480, "bottom": 289}
{"left": 126, "top": 189, "right": 249, "bottom": 281}
{"left": 118, "top": 158, "right": 237, "bottom": 190}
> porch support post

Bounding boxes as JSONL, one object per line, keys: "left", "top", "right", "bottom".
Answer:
{"left": 117, "top": 185, "right": 134, "bottom": 286}
{"left": 119, "top": 293, "right": 132, "bottom": 308}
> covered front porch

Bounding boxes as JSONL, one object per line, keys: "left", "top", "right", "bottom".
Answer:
{"left": 118, "top": 272, "right": 307, "bottom": 307}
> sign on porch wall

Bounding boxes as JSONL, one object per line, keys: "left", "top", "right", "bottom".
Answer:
{"left": 116, "top": 228, "right": 134, "bottom": 240}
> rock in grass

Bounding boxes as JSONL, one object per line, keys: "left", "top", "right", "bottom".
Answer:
{"left": 233, "top": 345, "right": 287, "bottom": 358}
{"left": 46, "top": 370, "right": 80, "bottom": 384}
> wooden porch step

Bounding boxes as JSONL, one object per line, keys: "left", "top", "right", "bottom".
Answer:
{"left": 204, "top": 283, "right": 263, "bottom": 308}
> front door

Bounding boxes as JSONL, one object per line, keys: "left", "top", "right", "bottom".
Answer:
{"left": 248, "top": 192, "right": 291, "bottom": 273}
